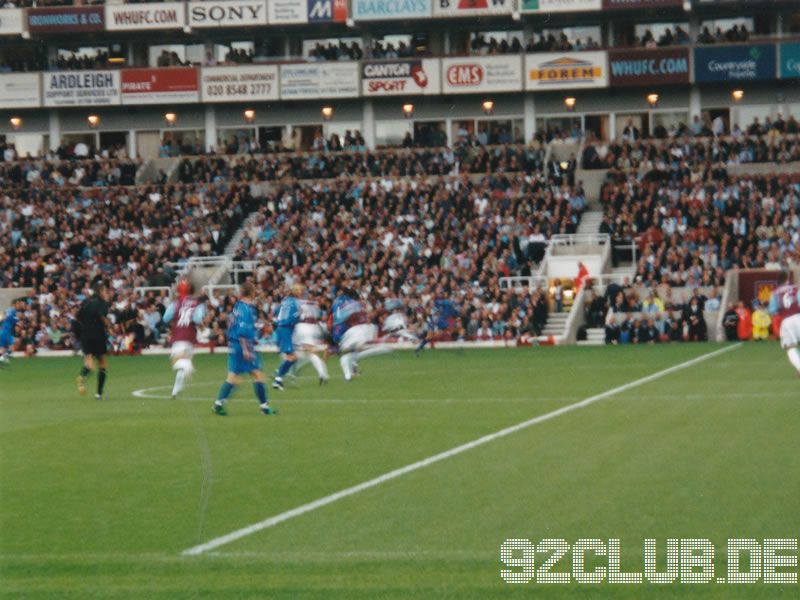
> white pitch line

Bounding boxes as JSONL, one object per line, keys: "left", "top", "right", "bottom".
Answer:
{"left": 182, "top": 343, "right": 742, "bottom": 556}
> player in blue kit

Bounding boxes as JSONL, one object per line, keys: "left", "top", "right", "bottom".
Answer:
{"left": 272, "top": 283, "right": 302, "bottom": 391}
{"left": 212, "top": 282, "right": 276, "bottom": 416}
{"left": 0, "top": 300, "right": 22, "bottom": 364}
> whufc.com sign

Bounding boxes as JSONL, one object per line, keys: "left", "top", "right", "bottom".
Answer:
{"left": 694, "top": 44, "right": 777, "bottom": 82}
{"left": 608, "top": 47, "right": 689, "bottom": 86}
{"left": 106, "top": 3, "right": 185, "bottom": 31}
{"left": 352, "top": 0, "right": 431, "bottom": 21}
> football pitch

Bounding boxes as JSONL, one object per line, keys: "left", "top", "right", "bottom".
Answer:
{"left": 2, "top": 343, "right": 800, "bottom": 598}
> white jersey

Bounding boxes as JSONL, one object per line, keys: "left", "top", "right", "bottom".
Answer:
{"left": 293, "top": 299, "right": 326, "bottom": 348}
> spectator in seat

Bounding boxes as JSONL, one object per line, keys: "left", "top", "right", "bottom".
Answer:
{"left": 722, "top": 303, "right": 739, "bottom": 342}
{"left": 751, "top": 301, "right": 771, "bottom": 340}
{"left": 735, "top": 301, "right": 752, "bottom": 341}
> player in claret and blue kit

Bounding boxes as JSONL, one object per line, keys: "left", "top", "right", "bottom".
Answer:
{"left": 0, "top": 300, "right": 22, "bottom": 364}
{"left": 162, "top": 279, "right": 206, "bottom": 399}
{"left": 212, "top": 282, "right": 275, "bottom": 416}
{"left": 768, "top": 271, "right": 800, "bottom": 376}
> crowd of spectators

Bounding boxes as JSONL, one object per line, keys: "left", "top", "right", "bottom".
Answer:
{"left": 597, "top": 170, "right": 800, "bottom": 292}
{"left": 697, "top": 24, "right": 750, "bottom": 45}
{"left": 173, "top": 142, "right": 556, "bottom": 182}
{"left": 1, "top": 139, "right": 587, "bottom": 352}
{"left": 582, "top": 116, "right": 800, "bottom": 170}
{"left": 54, "top": 50, "right": 116, "bottom": 71}
{"left": 470, "top": 32, "right": 600, "bottom": 55}
{"left": 583, "top": 282, "right": 717, "bottom": 344}
{"left": 309, "top": 41, "right": 364, "bottom": 62}
{"left": 369, "top": 40, "right": 423, "bottom": 59}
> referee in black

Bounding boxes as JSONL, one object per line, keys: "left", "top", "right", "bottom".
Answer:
{"left": 76, "top": 281, "right": 111, "bottom": 399}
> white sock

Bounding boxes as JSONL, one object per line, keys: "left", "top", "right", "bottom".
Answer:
{"left": 309, "top": 353, "right": 328, "bottom": 379}
{"left": 788, "top": 348, "right": 800, "bottom": 374}
{"left": 340, "top": 354, "right": 352, "bottom": 381}
{"left": 172, "top": 369, "right": 186, "bottom": 397}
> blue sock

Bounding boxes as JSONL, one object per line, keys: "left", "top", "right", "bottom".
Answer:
{"left": 416, "top": 339, "right": 429, "bottom": 352}
{"left": 216, "top": 381, "right": 235, "bottom": 403}
{"left": 277, "top": 359, "right": 295, "bottom": 377}
{"left": 254, "top": 382, "right": 267, "bottom": 405}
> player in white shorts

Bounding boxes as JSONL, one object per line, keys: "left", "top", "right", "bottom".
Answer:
{"left": 382, "top": 299, "right": 418, "bottom": 343}
{"left": 332, "top": 291, "right": 386, "bottom": 381}
{"left": 768, "top": 271, "right": 800, "bottom": 375}
{"left": 162, "top": 279, "right": 206, "bottom": 398}
{"left": 291, "top": 298, "right": 329, "bottom": 384}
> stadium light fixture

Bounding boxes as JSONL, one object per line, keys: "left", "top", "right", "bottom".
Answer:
{"left": 564, "top": 97, "right": 576, "bottom": 112}
{"left": 9, "top": 116, "right": 22, "bottom": 130}
{"left": 402, "top": 103, "right": 414, "bottom": 118}
{"left": 321, "top": 106, "right": 334, "bottom": 121}
{"left": 482, "top": 100, "right": 494, "bottom": 115}
{"left": 243, "top": 109, "right": 256, "bottom": 123}
{"left": 87, "top": 115, "right": 100, "bottom": 129}
{"left": 164, "top": 112, "right": 177, "bottom": 126}
{"left": 732, "top": 89, "right": 744, "bottom": 102}
{"left": 647, "top": 93, "right": 659, "bottom": 108}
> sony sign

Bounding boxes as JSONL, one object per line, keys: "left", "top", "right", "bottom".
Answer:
{"left": 189, "top": 0, "right": 267, "bottom": 27}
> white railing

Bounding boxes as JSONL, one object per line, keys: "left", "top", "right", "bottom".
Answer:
{"left": 550, "top": 233, "right": 611, "bottom": 247}
{"left": 203, "top": 283, "right": 240, "bottom": 296}
{"left": 134, "top": 286, "right": 171, "bottom": 296}
{"left": 499, "top": 275, "right": 549, "bottom": 292}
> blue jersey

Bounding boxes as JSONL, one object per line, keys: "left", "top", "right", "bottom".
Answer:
{"left": 275, "top": 296, "right": 300, "bottom": 328}
{"left": 332, "top": 296, "right": 367, "bottom": 343}
{"left": 1, "top": 308, "right": 17, "bottom": 336}
{"left": 228, "top": 300, "right": 258, "bottom": 351}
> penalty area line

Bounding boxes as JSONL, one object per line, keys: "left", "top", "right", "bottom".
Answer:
{"left": 181, "top": 343, "right": 742, "bottom": 556}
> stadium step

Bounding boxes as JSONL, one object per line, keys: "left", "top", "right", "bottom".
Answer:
{"left": 578, "top": 327, "right": 606, "bottom": 346}
{"left": 577, "top": 211, "right": 604, "bottom": 235}
{"left": 542, "top": 312, "right": 570, "bottom": 336}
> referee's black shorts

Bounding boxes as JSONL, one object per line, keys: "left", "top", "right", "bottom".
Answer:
{"left": 81, "top": 337, "right": 107, "bottom": 358}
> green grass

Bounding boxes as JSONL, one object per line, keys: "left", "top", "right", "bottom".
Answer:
{"left": 2, "top": 343, "right": 800, "bottom": 598}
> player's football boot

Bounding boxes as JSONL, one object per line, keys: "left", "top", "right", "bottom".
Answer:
{"left": 272, "top": 378, "right": 284, "bottom": 391}
{"left": 260, "top": 404, "right": 278, "bottom": 416}
{"left": 212, "top": 403, "right": 228, "bottom": 416}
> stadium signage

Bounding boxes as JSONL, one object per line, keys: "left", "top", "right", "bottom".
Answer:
{"left": 44, "top": 70, "right": 121, "bottom": 107}
{"left": 441, "top": 55, "right": 522, "bottom": 94}
{"left": 308, "top": 0, "right": 348, "bottom": 22}
{"left": 521, "top": 0, "right": 601, "bottom": 13}
{"left": 608, "top": 48, "right": 689, "bottom": 86}
{"left": 280, "top": 62, "right": 359, "bottom": 99}
{"left": 268, "top": 0, "right": 307, "bottom": 23}
{"left": 121, "top": 67, "right": 199, "bottom": 105}
{"left": 352, "top": 0, "right": 431, "bottom": 21}
{"left": 189, "top": 1, "right": 267, "bottom": 28}
{"left": 361, "top": 59, "right": 440, "bottom": 95}
{"left": 780, "top": 43, "right": 800, "bottom": 79}
{"left": 0, "top": 73, "right": 40, "bottom": 108}
{"left": 200, "top": 65, "right": 279, "bottom": 101}
{"left": 27, "top": 6, "right": 105, "bottom": 33}
{"left": 106, "top": 3, "right": 185, "bottom": 31}
{"left": 433, "top": 0, "right": 513, "bottom": 17}
{"left": 694, "top": 44, "right": 777, "bottom": 82}
{"left": 602, "top": 0, "right": 683, "bottom": 8}
{"left": 0, "top": 8, "right": 24, "bottom": 36}
{"left": 525, "top": 51, "right": 608, "bottom": 89}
